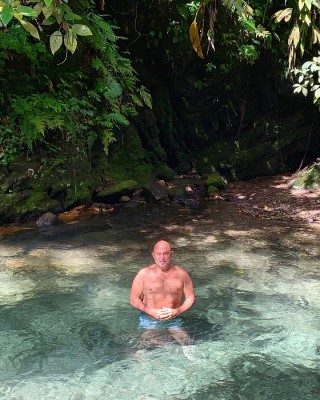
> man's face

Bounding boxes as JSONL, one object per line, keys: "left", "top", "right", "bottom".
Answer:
{"left": 152, "top": 243, "right": 173, "bottom": 271}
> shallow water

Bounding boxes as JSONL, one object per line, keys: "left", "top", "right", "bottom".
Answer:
{"left": 0, "top": 202, "right": 319, "bottom": 400}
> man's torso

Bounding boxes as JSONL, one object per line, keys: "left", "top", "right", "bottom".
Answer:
{"left": 142, "top": 265, "right": 185, "bottom": 309}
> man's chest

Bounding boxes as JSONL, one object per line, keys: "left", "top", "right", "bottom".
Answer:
{"left": 144, "top": 275, "right": 183, "bottom": 295}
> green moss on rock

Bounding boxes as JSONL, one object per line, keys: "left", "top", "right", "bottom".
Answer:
{"left": 289, "top": 162, "right": 320, "bottom": 189}
{"left": 206, "top": 172, "right": 225, "bottom": 190}
{"left": 208, "top": 185, "right": 219, "bottom": 194}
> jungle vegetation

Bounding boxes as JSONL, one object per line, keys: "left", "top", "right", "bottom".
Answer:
{"left": 0, "top": 1, "right": 319, "bottom": 220}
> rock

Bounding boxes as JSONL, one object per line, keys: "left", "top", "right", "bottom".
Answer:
{"left": 182, "top": 198, "right": 199, "bottom": 209}
{"left": 36, "top": 212, "right": 57, "bottom": 227}
{"left": 146, "top": 180, "right": 168, "bottom": 201}
{"left": 120, "top": 195, "right": 130, "bottom": 203}
{"left": 206, "top": 172, "right": 226, "bottom": 190}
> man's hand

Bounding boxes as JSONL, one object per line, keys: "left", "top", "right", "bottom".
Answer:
{"left": 157, "top": 307, "right": 178, "bottom": 320}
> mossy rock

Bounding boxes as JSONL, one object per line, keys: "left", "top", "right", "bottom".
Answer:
{"left": 206, "top": 172, "right": 226, "bottom": 190}
{"left": 208, "top": 185, "right": 219, "bottom": 194}
{"left": 95, "top": 179, "right": 139, "bottom": 202}
{"left": 0, "top": 190, "right": 62, "bottom": 222}
{"left": 289, "top": 162, "right": 320, "bottom": 189}
{"left": 167, "top": 186, "right": 184, "bottom": 197}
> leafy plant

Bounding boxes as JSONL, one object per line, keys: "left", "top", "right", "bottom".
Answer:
{"left": 0, "top": 0, "right": 92, "bottom": 54}
{"left": 292, "top": 54, "right": 320, "bottom": 109}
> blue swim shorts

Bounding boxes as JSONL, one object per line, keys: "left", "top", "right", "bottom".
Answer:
{"left": 139, "top": 312, "right": 182, "bottom": 330}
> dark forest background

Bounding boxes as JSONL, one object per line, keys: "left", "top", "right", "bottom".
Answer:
{"left": 1, "top": 0, "right": 320, "bottom": 222}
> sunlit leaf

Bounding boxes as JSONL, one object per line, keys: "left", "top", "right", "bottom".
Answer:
{"left": 50, "top": 30, "right": 63, "bottom": 55}
{"left": 64, "top": 31, "right": 77, "bottom": 54}
{"left": 73, "top": 24, "right": 93, "bottom": 36}
{"left": 0, "top": 6, "right": 13, "bottom": 27}
{"left": 189, "top": 19, "right": 204, "bottom": 59}
{"left": 20, "top": 19, "right": 40, "bottom": 39}
{"left": 272, "top": 8, "right": 292, "bottom": 23}
{"left": 302, "top": 87, "right": 308, "bottom": 96}
{"left": 312, "top": 28, "right": 320, "bottom": 44}
{"left": 13, "top": 10, "right": 23, "bottom": 21}
{"left": 315, "top": 88, "right": 320, "bottom": 100}
{"left": 16, "top": 5, "right": 37, "bottom": 17}
{"left": 288, "top": 25, "right": 300, "bottom": 47}
{"left": 42, "top": 4, "right": 54, "bottom": 20}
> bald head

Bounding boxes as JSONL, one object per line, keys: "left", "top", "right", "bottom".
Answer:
{"left": 153, "top": 240, "right": 171, "bottom": 252}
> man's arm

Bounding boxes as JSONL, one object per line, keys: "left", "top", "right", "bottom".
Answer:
{"left": 164, "top": 270, "right": 195, "bottom": 319}
{"left": 130, "top": 269, "right": 159, "bottom": 319}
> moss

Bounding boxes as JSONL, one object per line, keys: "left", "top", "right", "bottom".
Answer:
{"left": 208, "top": 185, "right": 219, "bottom": 194}
{"left": 289, "top": 163, "right": 320, "bottom": 189}
{"left": 196, "top": 140, "right": 235, "bottom": 175}
{"left": 107, "top": 126, "right": 153, "bottom": 186}
{"left": 206, "top": 172, "right": 226, "bottom": 190}
{"left": 167, "top": 186, "right": 184, "bottom": 197}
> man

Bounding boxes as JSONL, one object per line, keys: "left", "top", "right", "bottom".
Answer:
{"left": 130, "top": 240, "right": 195, "bottom": 332}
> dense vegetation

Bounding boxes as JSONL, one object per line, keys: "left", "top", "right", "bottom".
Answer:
{"left": 0, "top": 0, "right": 319, "bottom": 221}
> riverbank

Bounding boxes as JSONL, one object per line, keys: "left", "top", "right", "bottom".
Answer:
{"left": 222, "top": 174, "right": 320, "bottom": 230}
{"left": 1, "top": 173, "right": 320, "bottom": 239}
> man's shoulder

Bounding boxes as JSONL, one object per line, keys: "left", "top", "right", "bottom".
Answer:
{"left": 172, "top": 265, "right": 189, "bottom": 275}
{"left": 138, "top": 265, "right": 156, "bottom": 275}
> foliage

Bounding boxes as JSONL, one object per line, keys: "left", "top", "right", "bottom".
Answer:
{"left": 0, "top": 0, "right": 92, "bottom": 54}
{"left": 0, "top": 8, "right": 152, "bottom": 166}
{"left": 292, "top": 54, "right": 320, "bottom": 108}
{"left": 189, "top": 0, "right": 270, "bottom": 62}
{"left": 272, "top": 0, "right": 320, "bottom": 69}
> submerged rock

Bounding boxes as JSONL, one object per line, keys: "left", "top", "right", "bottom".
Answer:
{"left": 36, "top": 212, "right": 57, "bottom": 227}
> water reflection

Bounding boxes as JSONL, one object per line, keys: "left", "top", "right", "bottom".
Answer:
{"left": 0, "top": 202, "right": 319, "bottom": 399}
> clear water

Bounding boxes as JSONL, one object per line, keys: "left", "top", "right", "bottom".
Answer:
{"left": 0, "top": 202, "right": 319, "bottom": 400}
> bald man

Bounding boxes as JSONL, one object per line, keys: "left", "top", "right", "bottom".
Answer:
{"left": 130, "top": 240, "right": 195, "bottom": 330}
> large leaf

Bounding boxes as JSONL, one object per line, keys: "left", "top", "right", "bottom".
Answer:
{"left": 189, "top": 19, "right": 204, "bottom": 59}
{"left": 20, "top": 19, "right": 40, "bottom": 39}
{"left": 0, "top": 6, "right": 13, "bottom": 27}
{"left": 42, "top": 4, "right": 54, "bottom": 20}
{"left": 50, "top": 31, "right": 63, "bottom": 55}
{"left": 73, "top": 24, "right": 93, "bottom": 36}
{"left": 272, "top": 8, "right": 292, "bottom": 23}
{"left": 44, "top": 0, "right": 54, "bottom": 6}
{"left": 64, "top": 13, "right": 82, "bottom": 21}
{"left": 64, "top": 31, "right": 77, "bottom": 54}
{"left": 288, "top": 25, "right": 300, "bottom": 47}
{"left": 16, "top": 5, "right": 37, "bottom": 17}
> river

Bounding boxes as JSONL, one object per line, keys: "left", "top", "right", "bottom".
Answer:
{"left": 0, "top": 201, "right": 319, "bottom": 399}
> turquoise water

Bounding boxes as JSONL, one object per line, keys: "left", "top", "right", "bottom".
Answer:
{"left": 0, "top": 203, "right": 319, "bottom": 399}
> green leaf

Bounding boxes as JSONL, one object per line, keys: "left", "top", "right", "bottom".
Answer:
{"left": 16, "top": 5, "right": 38, "bottom": 17}
{"left": 72, "top": 24, "right": 93, "bottom": 36}
{"left": 20, "top": 20, "right": 40, "bottom": 39}
{"left": 315, "top": 88, "right": 320, "bottom": 100}
{"left": 50, "top": 31, "right": 63, "bottom": 55}
{"left": 302, "top": 87, "right": 308, "bottom": 96}
{"left": 42, "top": 4, "right": 54, "bottom": 20}
{"left": 44, "top": 0, "right": 54, "bottom": 6}
{"left": 64, "top": 13, "right": 82, "bottom": 21}
{"left": 41, "top": 16, "right": 56, "bottom": 25}
{"left": 64, "top": 31, "right": 77, "bottom": 54}
{"left": 0, "top": 6, "right": 13, "bottom": 27}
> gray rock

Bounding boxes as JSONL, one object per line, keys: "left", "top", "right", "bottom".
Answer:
{"left": 36, "top": 212, "right": 57, "bottom": 227}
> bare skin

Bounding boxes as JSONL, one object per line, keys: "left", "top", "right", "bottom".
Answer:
{"left": 130, "top": 240, "right": 195, "bottom": 321}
